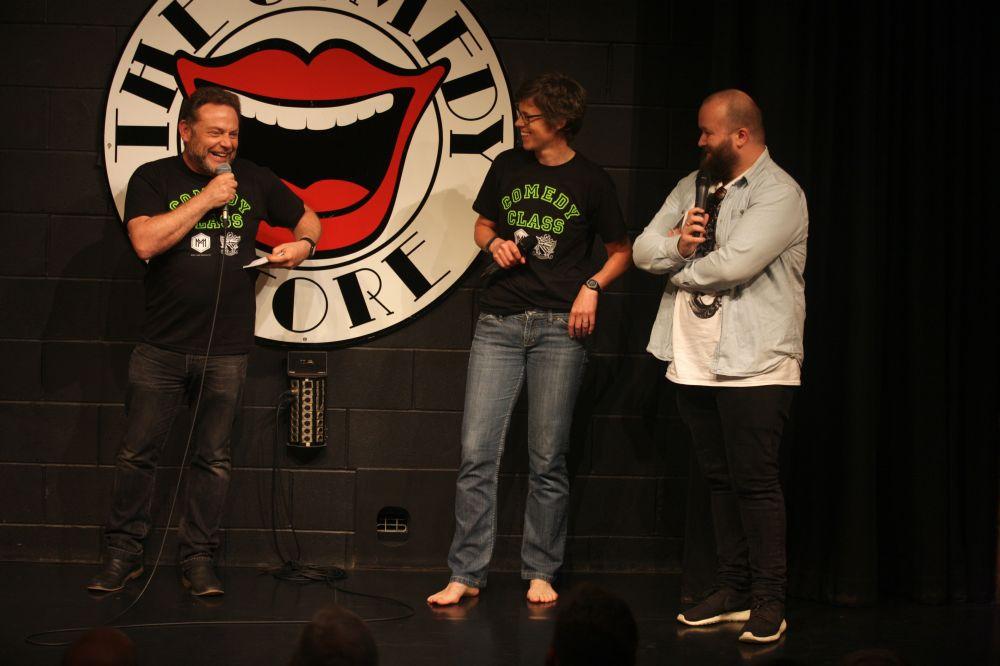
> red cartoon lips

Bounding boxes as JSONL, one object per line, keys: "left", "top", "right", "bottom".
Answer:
{"left": 175, "top": 40, "right": 448, "bottom": 256}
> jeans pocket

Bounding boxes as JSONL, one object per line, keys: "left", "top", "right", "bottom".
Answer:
{"left": 129, "top": 343, "right": 182, "bottom": 386}
{"left": 477, "top": 312, "right": 500, "bottom": 324}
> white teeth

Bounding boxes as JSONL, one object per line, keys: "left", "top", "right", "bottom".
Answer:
{"left": 282, "top": 107, "right": 307, "bottom": 131}
{"left": 236, "top": 92, "right": 394, "bottom": 131}
{"left": 306, "top": 110, "right": 336, "bottom": 131}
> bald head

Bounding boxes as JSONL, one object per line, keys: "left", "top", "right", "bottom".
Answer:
{"left": 702, "top": 89, "right": 765, "bottom": 144}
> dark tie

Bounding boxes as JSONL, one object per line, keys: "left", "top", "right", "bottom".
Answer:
{"left": 694, "top": 186, "right": 727, "bottom": 259}
{"left": 689, "top": 185, "right": 727, "bottom": 318}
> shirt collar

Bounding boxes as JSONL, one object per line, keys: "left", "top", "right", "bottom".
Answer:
{"left": 723, "top": 147, "right": 770, "bottom": 189}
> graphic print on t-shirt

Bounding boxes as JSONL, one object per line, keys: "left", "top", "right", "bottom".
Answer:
{"left": 167, "top": 187, "right": 254, "bottom": 232}
{"left": 500, "top": 183, "right": 581, "bottom": 241}
{"left": 123, "top": 156, "right": 304, "bottom": 355}
{"left": 191, "top": 233, "right": 211, "bottom": 253}
{"left": 219, "top": 232, "right": 241, "bottom": 257}
{"left": 164, "top": 186, "right": 251, "bottom": 257}
{"left": 513, "top": 228, "right": 557, "bottom": 260}
{"left": 534, "top": 234, "right": 557, "bottom": 260}
{"left": 473, "top": 150, "right": 627, "bottom": 314}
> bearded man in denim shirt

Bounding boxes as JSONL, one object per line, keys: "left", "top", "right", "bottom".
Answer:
{"left": 633, "top": 89, "right": 808, "bottom": 644}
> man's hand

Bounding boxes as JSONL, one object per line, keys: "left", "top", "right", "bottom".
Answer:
{"left": 266, "top": 239, "right": 311, "bottom": 268}
{"left": 677, "top": 206, "right": 709, "bottom": 258}
{"left": 490, "top": 239, "right": 525, "bottom": 269}
{"left": 568, "top": 285, "right": 598, "bottom": 339}
{"left": 200, "top": 172, "right": 238, "bottom": 209}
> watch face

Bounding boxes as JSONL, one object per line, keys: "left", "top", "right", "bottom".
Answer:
{"left": 586, "top": 279, "right": 600, "bottom": 291}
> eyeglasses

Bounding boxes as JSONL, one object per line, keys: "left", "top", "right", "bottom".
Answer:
{"left": 515, "top": 109, "right": 545, "bottom": 124}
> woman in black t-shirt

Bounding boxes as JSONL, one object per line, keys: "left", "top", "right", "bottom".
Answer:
{"left": 428, "top": 73, "right": 632, "bottom": 607}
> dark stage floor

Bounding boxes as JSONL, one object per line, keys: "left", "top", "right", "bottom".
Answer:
{"left": 1, "top": 563, "right": 996, "bottom": 665}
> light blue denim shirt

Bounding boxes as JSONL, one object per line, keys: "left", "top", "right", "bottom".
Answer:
{"left": 633, "top": 148, "right": 808, "bottom": 377}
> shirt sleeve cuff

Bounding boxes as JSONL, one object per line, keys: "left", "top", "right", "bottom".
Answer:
{"left": 664, "top": 234, "right": 695, "bottom": 264}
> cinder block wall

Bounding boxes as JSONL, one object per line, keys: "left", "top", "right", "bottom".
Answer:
{"left": 0, "top": 1, "right": 707, "bottom": 572}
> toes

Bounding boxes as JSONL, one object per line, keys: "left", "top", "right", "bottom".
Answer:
{"left": 526, "top": 582, "right": 558, "bottom": 604}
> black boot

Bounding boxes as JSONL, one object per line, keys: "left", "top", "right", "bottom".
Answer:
{"left": 181, "top": 559, "right": 224, "bottom": 596}
{"left": 87, "top": 554, "right": 144, "bottom": 593}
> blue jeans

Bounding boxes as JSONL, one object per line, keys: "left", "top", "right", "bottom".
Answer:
{"left": 104, "top": 343, "right": 248, "bottom": 564}
{"left": 447, "top": 311, "right": 588, "bottom": 587}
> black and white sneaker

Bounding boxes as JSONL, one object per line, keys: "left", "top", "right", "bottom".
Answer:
{"left": 738, "top": 599, "right": 787, "bottom": 643}
{"left": 677, "top": 588, "right": 752, "bottom": 626}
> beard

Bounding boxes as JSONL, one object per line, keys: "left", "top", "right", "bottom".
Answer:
{"left": 183, "top": 141, "right": 236, "bottom": 176}
{"left": 699, "top": 137, "right": 739, "bottom": 183}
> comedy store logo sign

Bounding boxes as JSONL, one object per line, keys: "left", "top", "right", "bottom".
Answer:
{"left": 104, "top": 0, "right": 512, "bottom": 346}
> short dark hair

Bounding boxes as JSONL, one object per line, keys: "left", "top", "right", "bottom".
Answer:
{"left": 289, "top": 605, "right": 378, "bottom": 666}
{"left": 549, "top": 583, "right": 638, "bottom": 666}
{"left": 516, "top": 72, "right": 587, "bottom": 139}
{"left": 178, "top": 86, "right": 241, "bottom": 125}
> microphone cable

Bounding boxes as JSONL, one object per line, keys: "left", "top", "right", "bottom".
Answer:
{"left": 257, "top": 392, "right": 414, "bottom": 620}
{"left": 26, "top": 344, "right": 413, "bottom": 648}
{"left": 26, "top": 205, "right": 412, "bottom": 649}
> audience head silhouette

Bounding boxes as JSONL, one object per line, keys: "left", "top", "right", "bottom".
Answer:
{"left": 289, "top": 605, "right": 378, "bottom": 666}
{"left": 546, "top": 583, "right": 638, "bottom": 666}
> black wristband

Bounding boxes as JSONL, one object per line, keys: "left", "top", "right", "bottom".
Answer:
{"left": 299, "top": 236, "right": 317, "bottom": 257}
{"left": 483, "top": 236, "right": 501, "bottom": 253}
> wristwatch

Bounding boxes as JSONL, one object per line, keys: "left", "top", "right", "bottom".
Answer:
{"left": 299, "top": 236, "right": 317, "bottom": 257}
{"left": 584, "top": 278, "right": 602, "bottom": 293}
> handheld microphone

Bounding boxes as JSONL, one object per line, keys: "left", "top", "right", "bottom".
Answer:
{"left": 214, "top": 163, "right": 232, "bottom": 222}
{"left": 689, "top": 171, "right": 711, "bottom": 238}
{"left": 695, "top": 170, "right": 710, "bottom": 211}
{"left": 481, "top": 235, "right": 538, "bottom": 280}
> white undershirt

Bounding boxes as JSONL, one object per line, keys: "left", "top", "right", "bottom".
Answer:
{"left": 666, "top": 167, "right": 800, "bottom": 387}
{"left": 666, "top": 291, "right": 800, "bottom": 386}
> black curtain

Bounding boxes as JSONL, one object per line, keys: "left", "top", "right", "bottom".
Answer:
{"left": 675, "top": 1, "right": 998, "bottom": 605}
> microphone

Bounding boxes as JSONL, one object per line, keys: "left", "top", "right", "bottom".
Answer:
{"left": 689, "top": 170, "right": 710, "bottom": 239}
{"left": 214, "top": 163, "right": 232, "bottom": 222}
{"left": 695, "top": 170, "right": 710, "bottom": 210}
{"left": 481, "top": 235, "right": 538, "bottom": 280}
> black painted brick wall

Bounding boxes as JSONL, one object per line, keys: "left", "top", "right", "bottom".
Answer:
{"left": 0, "top": 0, "right": 705, "bottom": 573}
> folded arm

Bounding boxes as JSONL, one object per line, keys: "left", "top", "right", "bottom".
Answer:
{"left": 670, "top": 184, "right": 806, "bottom": 292}
{"left": 633, "top": 182, "right": 690, "bottom": 275}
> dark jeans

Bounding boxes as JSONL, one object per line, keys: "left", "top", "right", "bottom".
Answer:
{"left": 676, "top": 384, "right": 794, "bottom": 603}
{"left": 104, "top": 343, "right": 248, "bottom": 564}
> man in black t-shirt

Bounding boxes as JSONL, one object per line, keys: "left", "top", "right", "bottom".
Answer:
{"left": 88, "top": 87, "right": 321, "bottom": 596}
{"left": 428, "top": 74, "right": 632, "bottom": 607}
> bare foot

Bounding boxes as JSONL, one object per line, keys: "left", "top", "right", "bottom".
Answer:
{"left": 427, "top": 581, "right": 480, "bottom": 606}
{"left": 429, "top": 596, "right": 479, "bottom": 620}
{"left": 527, "top": 579, "right": 558, "bottom": 604}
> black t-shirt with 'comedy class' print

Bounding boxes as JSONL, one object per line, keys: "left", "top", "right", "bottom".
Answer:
{"left": 473, "top": 148, "right": 627, "bottom": 314}
{"left": 124, "top": 156, "right": 303, "bottom": 355}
